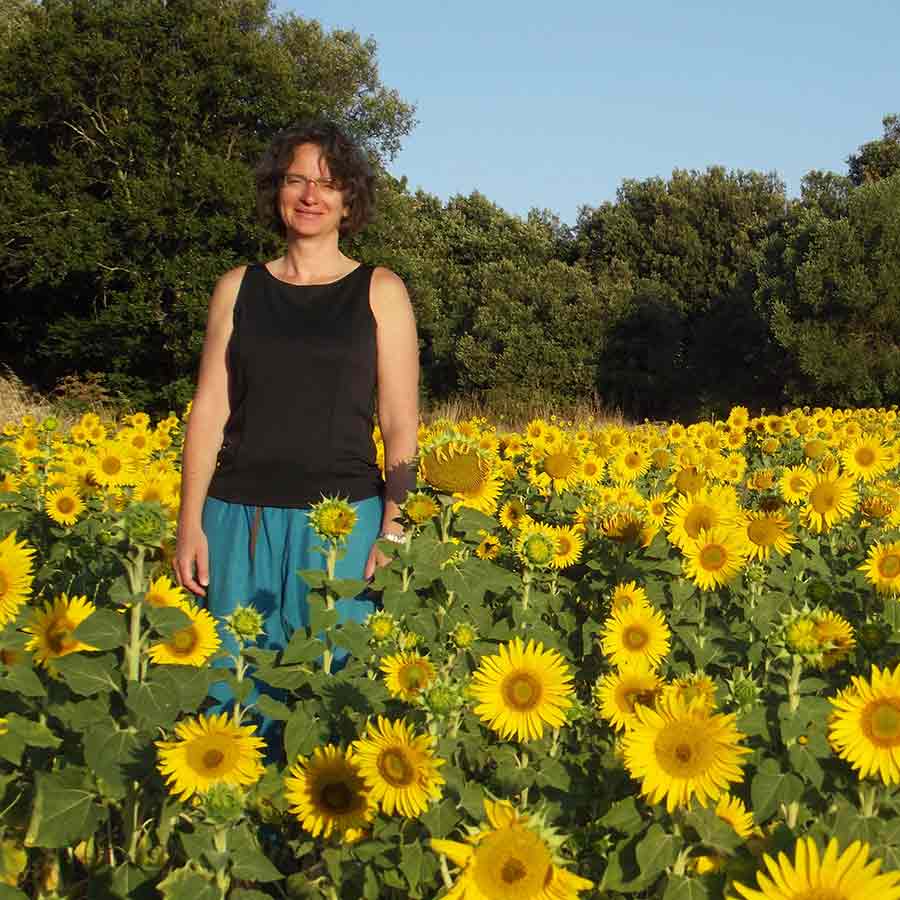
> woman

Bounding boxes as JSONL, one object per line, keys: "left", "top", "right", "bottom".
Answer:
{"left": 174, "top": 121, "right": 418, "bottom": 686}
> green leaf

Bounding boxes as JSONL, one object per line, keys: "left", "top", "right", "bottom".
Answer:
{"left": 25, "top": 770, "right": 107, "bottom": 848}
{"left": 255, "top": 695, "right": 292, "bottom": 721}
{"left": 84, "top": 722, "right": 141, "bottom": 797}
{"left": 333, "top": 620, "right": 370, "bottom": 658}
{"left": 329, "top": 578, "right": 369, "bottom": 598}
{"left": 750, "top": 757, "right": 804, "bottom": 822}
{"left": 0, "top": 664, "right": 46, "bottom": 697}
{"left": 600, "top": 797, "right": 643, "bottom": 834}
{"left": 156, "top": 865, "right": 220, "bottom": 900}
{"left": 230, "top": 825, "right": 283, "bottom": 883}
{"left": 684, "top": 807, "right": 742, "bottom": 854}
{"left": 73, "top": 608, "right": 128, "bottom": 650}
{"left": 400, "top": 841, "right": 424, "bottom": 895}
{"left": 297, "top": 569, "right": 328, "bottom": 590}
{"left": 663, "top": 874, "right": 711, "bottom": 900}
{"left": 0, "top": 888, "right": 30, "bottom": 900}
{"left": 4, "top": 713, "right": 61, "bottom": 749}
{"left": 635, "top": 824, "right": 682, "bottom": 884}
{"left": 145, "top": 606, "right": 192, "bottom": 638}
{"left": 459, "top": 782, "right": 484, "bottom": 819}
{"left": 53, "top": 653, "right": 121, "bottom": 696}
{"left": 280, "top": 630, "right": 324, "bottom": 665}
{"left": 536, "top": 758, "right": 571, "bottom": 791}
{"left": 421, "top": 798, "right": 461, "bottom": 838}
{"left": 126, "top": 678, "right": 180, "bottom": 730}
{"left": 307, "top": 596, "right": 340, "bottom": 634}
{"left": 284, "top": 705, "right": 329, "bottom": 761}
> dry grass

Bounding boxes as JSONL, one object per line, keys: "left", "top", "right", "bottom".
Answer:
{"left": 0, "top": 371, "right": 56, "bottom": 425}
{"left": 0, "top": 371, "right": 118, "bottom": 427}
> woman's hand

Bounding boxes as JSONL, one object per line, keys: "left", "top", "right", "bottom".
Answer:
{"left": 364, "top": 540, "right": 390, "bottom": 581}
{"left": 175, "top": 524, "right": 210, "bottom": 598}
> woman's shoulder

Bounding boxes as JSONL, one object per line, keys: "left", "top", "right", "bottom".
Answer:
{"left": 208, "top": 265, "right": 250, "bottom": 316}
{"left": 369, "top": 266, "right": 409, "bottom": 303}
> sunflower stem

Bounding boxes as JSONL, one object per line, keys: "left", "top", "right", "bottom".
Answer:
{"left": 859, "top": 783, "right": 879, "bottom": 817}
{"left": 125, "top": 789, "right": 141, "bottom": 863}
{"left": 521, "top": 569, "right": 532, "bottom": 610}
{"left": 439, "top": 853, "right": 454, "bottom": 890}
{"left": 124, "top": 547, "right": 146, "bottom": 683}
{"left": 232, "top": 651, "right": 246, "bottom": 726}
{"left": 787, "top": 655, "right": 803, "bottom": 713}
{"left": 322, "top": 543, "right": 338, "bottom": 675}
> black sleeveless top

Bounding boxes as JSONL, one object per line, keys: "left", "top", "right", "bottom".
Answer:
{"left": 206, "top": 263, "right": 383, "bottom": 508}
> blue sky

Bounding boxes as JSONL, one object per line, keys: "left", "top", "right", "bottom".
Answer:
{"left": 282, "top": 1, "right": 899, "bottom": 226}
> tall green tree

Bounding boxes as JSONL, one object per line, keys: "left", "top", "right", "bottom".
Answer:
{"left": 0, "top": 0, "right": 414, "bottom": 407}
{"left": 847, "top": 114, "right": 900, "bottom": 186}
{"left": 755, "top": 173, "right": 900, "bottom": 407}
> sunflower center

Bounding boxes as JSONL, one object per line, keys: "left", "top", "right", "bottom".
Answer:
{"left": 685, "top": 506, "right": 715, "bottom": 538}
{"left": 810, "top": 483, "right": 836, "bottom": 513}
{"left": 501, "top": 858, "right": 527, "bottom": 884}
{"left": 699, "top": 544, "right": 727, "bottom": 570}
{"left": 855, "top": 447, "right": 876, "bottom": 467}
{"left": 655, "top": 722, "right": 713, "bottom": 776}
{"left": 544, "top": 453, "right": 576, "bottom": 479}
{"left": 56, "top": 496, "right": 76, "bottom": 515}
{"left": 502, "top": 672, "right": 542, "bottom": 711}
{"left": 624, "top": 451, "right": 642, "bottom": 469}
{"left": 878, "top": 553, "right": 900, "bottom": 580}
{"left": 171, "top": 626, "right": 198, "bottom": 654}
{"left": 674, "top": 743, "right": 692, "bottom": 763}
{"left": 102, "top": 457, "right": 122, "bottom": 475}
{"left": 747, "top": 519, "right": 778, "bottom": 546}
{"left": 45, "top": 618, "right": 76, "bottom": 655}
{"left": 623, "top": 625, "right": 649, "bottom": 650}
{"left": 202, "top": 748, "right": 226, "bottom": 770}
{"left": 399, "top": 663, "right": 429, "bottom": 692}
{"left": 320, "top": 780, "right": 355, "bottom": 814}
{"left": 377, "top": 748, "right": 415, "bottom": 787}
{"left": 472, "top": 827, "right": 553, "bottom": 900}
{"left": 865, "top": 699, "right": 900, "bottom": 745}
{"left": 624, "top": 688, "right": 656, "bottom": 712}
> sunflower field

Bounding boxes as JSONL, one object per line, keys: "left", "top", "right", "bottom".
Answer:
{"left": 2, "top": 406, "right": 900, "bottom": 900}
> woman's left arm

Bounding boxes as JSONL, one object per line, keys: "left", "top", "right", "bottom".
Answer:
{"left": 365, "top": 267, "right": 419, "bottom": 579}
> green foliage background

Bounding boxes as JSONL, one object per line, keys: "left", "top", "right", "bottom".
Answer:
{"left": 1, "top": 0, "right": 899, "bottom": 419}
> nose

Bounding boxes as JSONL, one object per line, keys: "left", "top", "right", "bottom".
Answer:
{"left": 301, "top": 179, "right": 319, "bottom": 202}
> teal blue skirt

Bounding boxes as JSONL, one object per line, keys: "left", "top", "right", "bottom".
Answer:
{"left": 201, "top": 494, "right": 381, "bottom": 729}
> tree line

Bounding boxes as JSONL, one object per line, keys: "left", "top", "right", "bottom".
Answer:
{"left": 2, "top": 0, "right": 898, "bottom": 420}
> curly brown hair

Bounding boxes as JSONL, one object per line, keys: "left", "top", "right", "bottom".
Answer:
{"left": 255, "top": 122, "right": 376, "bottom": 238}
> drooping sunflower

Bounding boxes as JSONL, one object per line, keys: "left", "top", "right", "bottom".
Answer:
{"left": 801, "top": 472, "right": 857, "bottom": 533}
{"left": 599, "top": 602, "right": 671, "bottom": 671}
{"left": 283, "top": 744, "right": 375, "bottom": 840}
{"left": 743, "top": 511, "right": 796, "bottom": 562}
{"left": 681, "top": 527, "right": 750, "bottom": 592}
{"left": 453, "top": 469, "right": 503, "bottom": 516}
{"left": 550, "top": 526, "right": 583, "bottom": 570}
{"left": 156, "top": 712, "right": 266, "bottom": 800}
{"left": 714, "top": 793, "right": 754, "bottom": 839}
{"left": 144, "top": 574, "right": 187, "bottom": 609}
{"left": 829, "top": 663, "right": 900, "bottom": 785}
{"left": 622, "top": 694, "right": 750, "bottom": 812}
{"left": 420, "top": 436, "right": 493, "bottom": 495}
{"left": 44, "top": 486, "right": 85, "bottom": 527}
{"left": 470, "top": 637, "right": 574, "bottom": 742}
{"left": 859, "top": 541, "right": 900, "bottom": 595}
{"left": 146, "top": 602, "right": 221, "bottom": 666}
{"left": 24, "top": 593, "right": 99, "bottom": 668}
{"left": 593, "top": 660, "right": 663, "bottom": 732}
{"left": 431, "top": 798, "right": 593, "bottom": 900}
{"left": 350, "top": 716, "right": 445, "bottom": 817}
{"left": 728, "top": 837, "right": 900, "bottom": 900}
{"left": 0, "top": 531, "right": 36, "bottom": 627}
{"left": 380, "top": 652, "right": 437, "bottom": 701}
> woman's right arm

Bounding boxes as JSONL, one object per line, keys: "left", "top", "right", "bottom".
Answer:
{"left": 175, "top": 266, "right": 245, "bottom": 597}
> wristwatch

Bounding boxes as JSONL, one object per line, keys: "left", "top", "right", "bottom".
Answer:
{"left": 379, "top": 531, "right": 405, "bottom": 545}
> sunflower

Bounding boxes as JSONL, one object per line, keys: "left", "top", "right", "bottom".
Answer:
{"left": 622, "top": 694, "right": 750, "bottom": 813}
{"left": 663, "top": 673, "right": 718, "bottom": 712}
{"left": 599, "top": 602, "right": 671, "bottom": 671}
{"left": 727, "top": 406, "right": 750, "bottom": 430}
{"left": 779, "top": 465, "right": 816, "bottom": 504}
{"left": 550, "top": 526, "right": 583, "bottom": 570}
{"left": 308, "top": 496, "right": 357, "bottom": 542}
{"left": 283, "top": 744, "right": 375, "bottom": 840}
{"left": 530, "top": 442, "right": 582, "bottom": 493}
{"left": 431, "top": 798, "right": 593, "bottom": 900}
{"left": 728, "top": 837, "right": 900, "bottom": 900}
{"left": 475, "top": 531, "right": 502, "bottom": 560}
{"left": 350, "top": 716, "right": 445, "bottom": 817}
{"left": 380, "top": 652, "right": 436, "bottom": 701}
{"left": 671, "top": 465, "right": 706, "bottom": 496}
{"left": 91, "top": 441, "right": 135, "bottom": 487}
{"left": 515, "top": 522, "right": 557, "bottom": 569}
{"left": 578, "top": 453, "right": 604, "bottom": 485}
{"left": 146, "top": 602, "right": 221, "bottom": 666}
{"left": 681, "top": 527, "right": 749, "bottom": 592}
{"left": 610, "top": 580, "right": 648, "bottom": 611}
{"left": 815, "top": 611, "right": 856, "bottom": 670}
{"left": 403, "top": 492, "right": 440, "bottom": 525}
{"left": 859, "top": 541, "right": 900, "bottom": 595}
{"left": 499, "top": 498, "right": 529, "bottom": 531}
{"left": 0, "top": 531, "right": 36, "bottom": 627}
{"left": 714, "top": 793, "right": 754, "bottom": 839}
{"left": 593, "top": 660, "right": 663, "bottom": 732}
{"left": 470, "top": 637, "right": 574, "bottom": 742}
{"left": 453, "top": 470, "right": 503, "bottom": 516}
{"left": 44, "top": 486, "right": 85, "bottom": 526}
{"left": 144, "top": 574, "right": 187, "bottom": 608}
{"left": 666, "top": 486, "right": 741, "bottom": 550}
{"left": 801, "top": 472, "right": 857, "bottom": 533}
{"left": 610, "top": 446, "right": 651, "bottom": 483}
{"left": 743, "top": 511, "right": 796, "bottom": 562}
{"left": 24, "top": 593, "right": 99, "bottom": 668}
{"left": 829, "top": 663, "right": 900, "bottom": 785}
{"left": 156, "top": 712, "right": 266, "bottom": 800}
{"left": 420, "top": 437, "right": 493, "bottom": 495}
{"left": 842, "top": 436, "right": 892, "bottom": 482}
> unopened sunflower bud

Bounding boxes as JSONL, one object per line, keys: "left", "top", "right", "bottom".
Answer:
{"left": 450, "top": 622, "right": 477, "bottom": 649}
{"left": 224, "top": 605, "right": 265, "bottom": 643}
{"left": 366, "top": 610, "right": 395, "bottom": 642}
{"left": 201, "top": 783, "right": 245, "bottom": 826}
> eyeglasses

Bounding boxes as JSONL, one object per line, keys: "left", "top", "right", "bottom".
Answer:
{"left": 281, "top": 173, "right": 341, "bottom": 192}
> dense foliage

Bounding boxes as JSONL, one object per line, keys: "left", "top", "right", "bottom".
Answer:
{"left": 1, "top": 0, "right": 899, "bottom": 418}
{"left": 2, "top": 405, "right": 900, "bottom": 898}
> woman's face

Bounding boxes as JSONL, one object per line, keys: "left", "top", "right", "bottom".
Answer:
{"left": 278, "top": 142, "right": 349, "bottom": 238}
